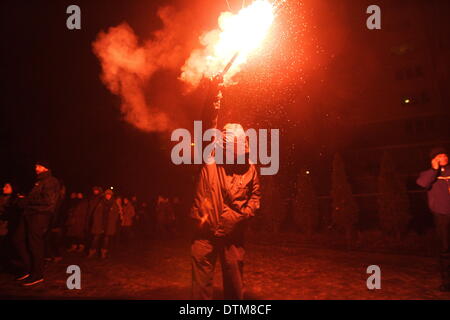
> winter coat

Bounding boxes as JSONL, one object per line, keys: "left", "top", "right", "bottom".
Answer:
{"left": 191, "top": 162, "right": 261, "bottom": 238}
{"left": 90, "top": 198, "right": 120, "bottom": 236}
{"left": 66, "top": 199, "right": 89, "bottom": 238}
{"left": 417, "top": 165, "right": 450, "bottom": 215}
{"left": 25, "top": 170, "right": 60, "bottom": 215}
{"left": 156, "top": 200, "right": 175, "bottom": 226}
{"left": 121, "top": 202, "right": 135, "bottom": 227}
{"left": 0, "top": 194, "right": 21, "bottom": 236}
{"left": 0, "top": 194, "right": 21, "bottom": 220}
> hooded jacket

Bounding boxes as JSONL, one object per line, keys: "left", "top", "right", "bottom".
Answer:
{"left": 191, "top": 162, "right": 261, "bottom": 238}
{"left": 190, "top": 78, "right": 261, "bottom": 238}
{"left": 66, "top": 199, "right": 89, "bottom": 238}
{"left": 417, "top": 165, "right": 450, "bottom": 215}
{"left": 90, "top": 197, "right": 120, "bottom": 236}
{"left": 121, "top": 202, "right": 136, "bottom": 227}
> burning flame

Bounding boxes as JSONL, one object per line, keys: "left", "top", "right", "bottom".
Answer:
{"left": 181, "top": 0, "right": 276, "bottom": 87}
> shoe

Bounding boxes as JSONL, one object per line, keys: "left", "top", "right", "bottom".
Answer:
{"left": 21, "top": 277, "right": 44, "bottom": 287}
{"left": 53, "top": 256, "right": 63, "bottom": 263}
{"left": 15, "top": 273, "right": 30, "bottom": 281}
{"left": 439, "top": 284, "right": 450, "bottom": 292}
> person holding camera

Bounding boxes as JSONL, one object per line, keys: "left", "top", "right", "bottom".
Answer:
{"left": 417, "top": 147, "right": 450, "bottom": 292}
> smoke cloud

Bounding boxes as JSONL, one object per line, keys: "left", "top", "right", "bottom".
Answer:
{"left": 92, "top": 3, "right": 218, "bottom": 132}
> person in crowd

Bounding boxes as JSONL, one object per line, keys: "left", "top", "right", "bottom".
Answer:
{"left": 417, "top": 147, "right": 450, "bottom": 292}
{"left": 120, "top": 197, "right": 135, "bottom": 246}
{"left": 66, "top": 192, "right": 88, "bottom": 253}
{"left": 85, "top": 186, "right": 103, "bottom": 252}
{"left": 13, "top": 160, "right": 60, "bottom": 286}
{"left": 137, "top": 201, "right": 150, "bottom": 237}
{"left": 131, "top": 195, "right": 139, "bottom": 210}
{"left": 156, "top": 195, "right": 174, "bottom": 237}
{"left": 88, "top": 189, "right": 120, "bottom": 259}
{"left": 0, "top": 182, "right": 21, "bottom": 271}
{"left": 44, "top": 179, "right": 66, "bottom": 263}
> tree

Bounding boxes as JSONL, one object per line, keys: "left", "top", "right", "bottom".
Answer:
{"left": 293, "top": 168, "right": 319, "bottom": 235}
{"left": 377, "top": 151, "right": 410, "bottom": 238}
{"left": 330, "top": 153, "right": 359, "bottom": 247}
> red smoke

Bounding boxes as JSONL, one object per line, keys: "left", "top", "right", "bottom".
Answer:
{"left": 92, "top": 2, "right": 222, "bottom": 132}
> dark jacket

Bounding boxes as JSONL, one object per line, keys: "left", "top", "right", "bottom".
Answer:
{"left": 90, "top": 198, "right": 120, "bottom": 236}
{"left": 50, "top": 180, "right": 66, "bottom": 228}
{"left": 0, "top": 194, "right": 22, "bottom": 235}
{"left": 417, "top": 165, "right": 450, "bottom": 215}
{"left": 0, "top": 194, "right": 21, "bottom": 220}
{"left": 191, "top": 162, "right": 261, "bottom": 238}
{"left": 25, "top": 170, "right": 60, "bottom": 214}
{"left": 66, "top": 199, "right": 89, "bottom": 238}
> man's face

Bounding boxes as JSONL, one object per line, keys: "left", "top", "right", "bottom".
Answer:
{"left": 93, "top": 189, "right": 100, "bottom": 195}
{"left": 3, "top": 183, "right": 13, "bottom": 195}
{"left": 436, "top": 153, "right": 449, "bottom": 167}
{"left": 124, "top": 198, "right": 129, "bottom": 205}
{"left": 35, "top": 164, "right": 48, "bottom": 175}
{"left": 105, "top": 193, "right": 112, "bottom": 201}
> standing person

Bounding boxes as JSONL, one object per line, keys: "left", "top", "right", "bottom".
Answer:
{"left": 45, "top": 179, "right": 66, "bottom": 262}
{"left": 13, "top": 160, "right": 60, "bottom": 286}
{"left": 0, "top": 182, "right": 21, "bottom": 270}
{"left": 66, "top": 193, "right": 88, "bottom": 253}
{"left": 137, "top": 201, "right": 150, "bottom": 238}
{"left": 120, "top": 197, "right": 135, "bottom": 246}
{"left": 113, "top": 196, "right": 123, "bottom": 251}
{"left": 189, "top": 77, "right": 261, "bottom": 300}
{"left": 88, "top": 190, "right": 120, "bottom": 259}
{"left": 417, "top": 147, "right": 450, "bottom": 292}
{"left": 156, "top": 196, "right": 173, "bottom": 238}
{"left": 190, "top": 123, "right": 261, "bottom": 300}
{"left": 85, "top": 186, "right": 103, "bottom": 252}
{"left": 131, "top": 195, "right": 139, "bottom": 211}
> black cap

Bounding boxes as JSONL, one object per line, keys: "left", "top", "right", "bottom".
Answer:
{"left": 429, "top": 147, "right": 447, "bottom": 160}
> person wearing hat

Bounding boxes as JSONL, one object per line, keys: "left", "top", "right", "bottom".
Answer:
{"left": 88, "top": 189, "right": 120, "bottom": 259}
{"left": 190, "top": 78, "right": 261, "bottom": 299}
{"left": 13, "top": 159, "right": 61, "bottom": 286}
{"left": 417, "top": 147, "right": 450, "bottom": 292}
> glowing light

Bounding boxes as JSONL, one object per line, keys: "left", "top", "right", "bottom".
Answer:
{"left": 404, "top": 98, "right": 410, "bottom": 104}
{"left": 181, "top": 0, "right": 276, "bottom": 86}
{"left": 215, "top": 0, "right": 274, "bottom": 64}
{"left": 306, "top": 170, "right": 310, "bottom": 175}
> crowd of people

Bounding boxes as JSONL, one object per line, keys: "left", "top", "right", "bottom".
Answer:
{"left": 0, "top": 160, "right": 180, "bottom": 287}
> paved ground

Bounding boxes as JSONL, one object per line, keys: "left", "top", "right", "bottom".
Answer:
{"left": 1, "top": 237, "right": 449, "bottom": 300}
